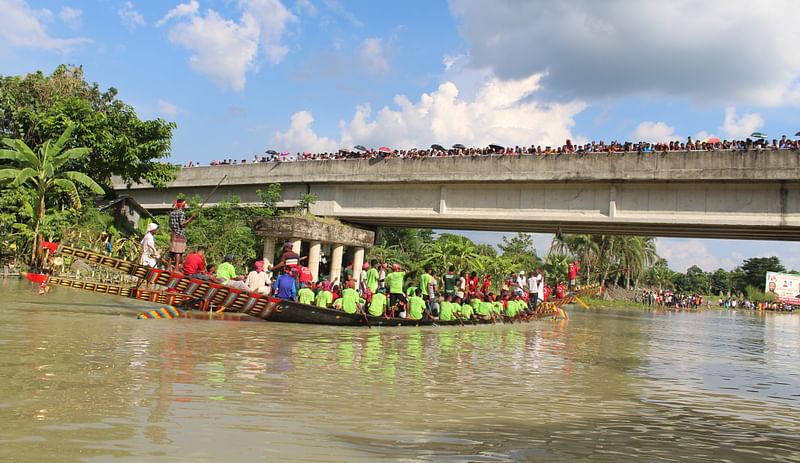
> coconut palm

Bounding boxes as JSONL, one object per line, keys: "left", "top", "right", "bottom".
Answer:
{"left": 0, "top": 125, "right": 104, "bottom": 262}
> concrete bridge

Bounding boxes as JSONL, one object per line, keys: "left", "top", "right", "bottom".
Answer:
{"left": 113, "top": 150, "right": 800, "bottom": 241}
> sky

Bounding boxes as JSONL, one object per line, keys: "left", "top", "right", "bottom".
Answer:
{"left": 3, "top": 0, "right": 800, "bottom": 273}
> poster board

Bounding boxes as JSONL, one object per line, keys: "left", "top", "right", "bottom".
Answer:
{"left": 765, "top": 271, "right": 800, "bottom": 304}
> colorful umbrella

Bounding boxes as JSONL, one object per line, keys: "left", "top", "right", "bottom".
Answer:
{"left": 703, "top": 137, "right": 721, "bottom": 144}
{"left": 378, "top": 146, "right": 392, "bottom": 154}
{"left": 750, "top": 132, "right": 768, "bottom": 139}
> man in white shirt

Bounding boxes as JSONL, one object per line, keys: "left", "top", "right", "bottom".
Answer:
{"left": 140, "top": 222, "right": 159, "bottom": 267}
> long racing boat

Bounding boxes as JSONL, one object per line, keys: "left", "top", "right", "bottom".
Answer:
{"left": 27, "top": 241, "right": 596, "bottom": 326}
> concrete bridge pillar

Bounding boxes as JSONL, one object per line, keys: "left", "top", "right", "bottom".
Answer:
{"left": 262, "top": 238, "right": 276, "bottom": 273}
{"left": 330, "top": 244, "right": 344, "bottom": 286}
{"left": 308, "top": 241, "right": 321, "bottom": 282}
{"left": 352, "top": 246, "right": 365, "bottom": 289}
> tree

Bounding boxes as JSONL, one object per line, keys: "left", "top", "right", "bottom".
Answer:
{"left": 740, "top": 256, "right": 785, "bottom": 290}
{"left": 675, "top": 265, "right": 710, "bottom": 293}
{"left": 0, "top": 65, "right": 177, "bottom": 188}
{"left": 709, "top": 268, "right": 732, "bottom": 295}
{"left": 0, "top": 125, "right": 104, "bottom": 262}
{"left": 645, "top": 258, "right": 674, "bottom": 290}
{"left": 498, "top": 232, "right": 541, "bottom": 271}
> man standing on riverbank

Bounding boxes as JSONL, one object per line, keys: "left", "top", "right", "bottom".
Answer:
{"left": 168, "top": 198, "right": 196, "bottom": 272}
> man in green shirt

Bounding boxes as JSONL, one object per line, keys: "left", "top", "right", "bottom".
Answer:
{"left": 407, "top": 289, "right": 426, "bottom": 320}
{"left": 297, "top": 284, "right": 315, "bottom": 305}
{"left": 315, "top": 285, "right": 333, "bottom": 308}
{"left": 368, "top": 288, "right": 387, "bottom": 317}
{"left": 460, "top": 298, "right": 474, "bottom": 320}
{"left": 365, "top": 259, "right": 380, "bottom": 294}
{"left": 443, "top": 265, "right": 458, "bottom": 297}
{"left": 477, "top": 296, "right": 494, "bottom": 320}
{"left": 384, "top": 263, "right": 407, "bottom": 315}
{"left": 439, "top": 295, "right": 454, "bottom": 321}
{"left": 216, "top": 254, "right": 250, "bottom": 291}
{"left": 335, "top": 282, "right": 365, "bottom": 314}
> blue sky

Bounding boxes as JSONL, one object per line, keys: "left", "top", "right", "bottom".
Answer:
{"left": 3, "top": 0, "right": 800, "bottom": 272}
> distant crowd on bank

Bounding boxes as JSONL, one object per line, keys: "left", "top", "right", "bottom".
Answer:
{"left": 635, "top": 289, "right": 795, "bottom": 312}
{"left": 182, "top": 135, "right": 800, "bottom": 167}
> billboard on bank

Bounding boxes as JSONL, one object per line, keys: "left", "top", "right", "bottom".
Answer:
{"left": 764, "top": 271, "right": 800, "bottom": 304}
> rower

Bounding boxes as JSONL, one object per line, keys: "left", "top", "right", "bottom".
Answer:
{"left": 314, "top": 281, "right": 333, "bottom": 308}
{"left": 367, "top": 287, "right": 388, "bottom": 317}
{"left": 384, "top": 263, "right": 407, "bottom": 317}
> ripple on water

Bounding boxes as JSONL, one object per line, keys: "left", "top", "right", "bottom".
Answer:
{"left": 1, "top": 281, "right": 800, "bottom": 461}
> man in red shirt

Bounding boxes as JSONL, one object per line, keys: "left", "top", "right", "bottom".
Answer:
{"left": 183, "top": 246, "right": 208, "bottom": 279}
{"left": 568, "top": 260, "right": 580, "bottom": 290}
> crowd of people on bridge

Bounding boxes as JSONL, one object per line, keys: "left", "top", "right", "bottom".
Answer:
{"left": 184, "top": 134, "right": 800, "bottom": 168}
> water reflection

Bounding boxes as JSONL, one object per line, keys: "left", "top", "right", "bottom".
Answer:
{"left": 1, "top": 280, "right": 799, "bottom": 462}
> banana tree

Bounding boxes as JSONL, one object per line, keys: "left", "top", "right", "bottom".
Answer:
{"left": 0, "top": 126, "right": 104, "bottom": 263}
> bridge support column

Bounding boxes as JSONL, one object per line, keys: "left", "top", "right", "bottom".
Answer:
{"left": 352, "top": 246, "right": 365, "bottom": 289}
{"left": 308, "top": 241, "right": 321, "bottom": 282}
{"left": 330, "top": 244, "right": 344, "bottom": 286}
{"left": 262, "top": 238, "right": 276, "bottom": 272}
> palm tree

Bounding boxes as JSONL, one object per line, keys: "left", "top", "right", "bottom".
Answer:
{"left": 0, "top": 126, "right": 104, "bottom": 263}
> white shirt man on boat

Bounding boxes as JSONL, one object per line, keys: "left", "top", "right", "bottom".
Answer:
{"left": 140, "top": 223, "right": 159, "bottom": 267}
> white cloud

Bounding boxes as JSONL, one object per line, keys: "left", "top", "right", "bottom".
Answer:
{"left": 157, "top": 100, "right": 180, "bottom": 117}
{"left": 0, "top": 0, "right": 89, "bottom": 51}
{"left": 156, "top": 0, "right": 199, "bottom": 27}
{"left": 272, "top": 110, "right": 338, "bottom": 153}
{"left": 295, "top": 0, "right": 318, "bottom": 17}
{"left": 271, "top": 72, "right": 585, "bottom": 153}
{"left": 118, "top": 1, "right": 146, "bottom": 31}
{"left": 58, "top": 7, "right": 82, "bottom": 30}
{"left": 359, "top": 38, "right": 389, "bottom": 75}
{"left": 720, "top": 107, "right": 764, "bottom": 139}
{"left": 449, "top": 0, "right": 800, "bottom": 106}
{"left": 656, "top": 238, "right": 734, "bottom": 272}
{"left": 158, "top": 0, "right": 296, "bottom": 91}
{"left": 632, "top": 121, "right": 679, "bottom": 143}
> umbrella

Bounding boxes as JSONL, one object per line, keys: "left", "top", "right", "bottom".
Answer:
{"left": 265, "top": 149, "right": 278, "bottom": 155}
{"left": 795, "top": 131, "right": 800, "bottom": 137}
{"left": 378, "top": 146, "right": 392, "bottom": 154}
{"left": 489, "top": 144, "right": 505, "bottom": 152}
{"left": 431, "top": 144, "right": 445, "bottom": 151}
{"left": 703, "top": 137, "right": 721, "bottom": 144}
{"left": 354, "top": 145, "right": 368, "bottom": 152}
{"left": 452, "top": 143, "right": 466, "bottom": 149}
{"left": 750, "top": 132, "right": 768, "bottom": 139}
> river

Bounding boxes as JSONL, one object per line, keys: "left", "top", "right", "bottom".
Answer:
{"left": 1, "top": 279, "right": 798, "bottom": 462}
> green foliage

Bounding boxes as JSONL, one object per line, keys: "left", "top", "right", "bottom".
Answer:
{"left": 297, "top": 193, "right": 318, "bottom": 214}
{"left": 498, "top": 232, "right": 541, "bottom": 271}
{"left": 256, "top": 183, "right": 282, "bottom": 214}
{"left": 180, "top": 196, "right": 277, "bottom": 271}
{"left": 0, "top": 65, "right": 177, "bottom": 187}
{"left": 745, "top": 285, "right": 777, "bottom": 303}
{"left": 672, "top": 265, "right": 710, "bottom": 294}
{"left": 544, "top": 253, "right": 570, "bottom": 283}
{"left": 1, "top": 125, "right": 105, "bottom": 262}
{"left": 645, "top": 258, "right": 675, "bottom": 290}
{"left": 740, "top": 256, "right": 785, "bottom": 290}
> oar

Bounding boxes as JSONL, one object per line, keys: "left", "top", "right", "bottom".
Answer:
{"left": 356, "top": 304, "right": 372, "bottom": 328}
{"left": 575, "top": 296, "right": 590, "bottom": 309}
{"left": 197, "top": 174, "right": 228, "bottom": 210}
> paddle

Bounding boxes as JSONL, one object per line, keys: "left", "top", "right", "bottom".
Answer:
{"left": 197, "top": 174, "right": 228, "bottom": 210}
{"left": 356, "top": 303, "right": 372, "bottom": 328}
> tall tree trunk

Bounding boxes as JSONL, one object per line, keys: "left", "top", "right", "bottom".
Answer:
{"left": 601, "top": 239, "right": 615, "bottom": 287}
